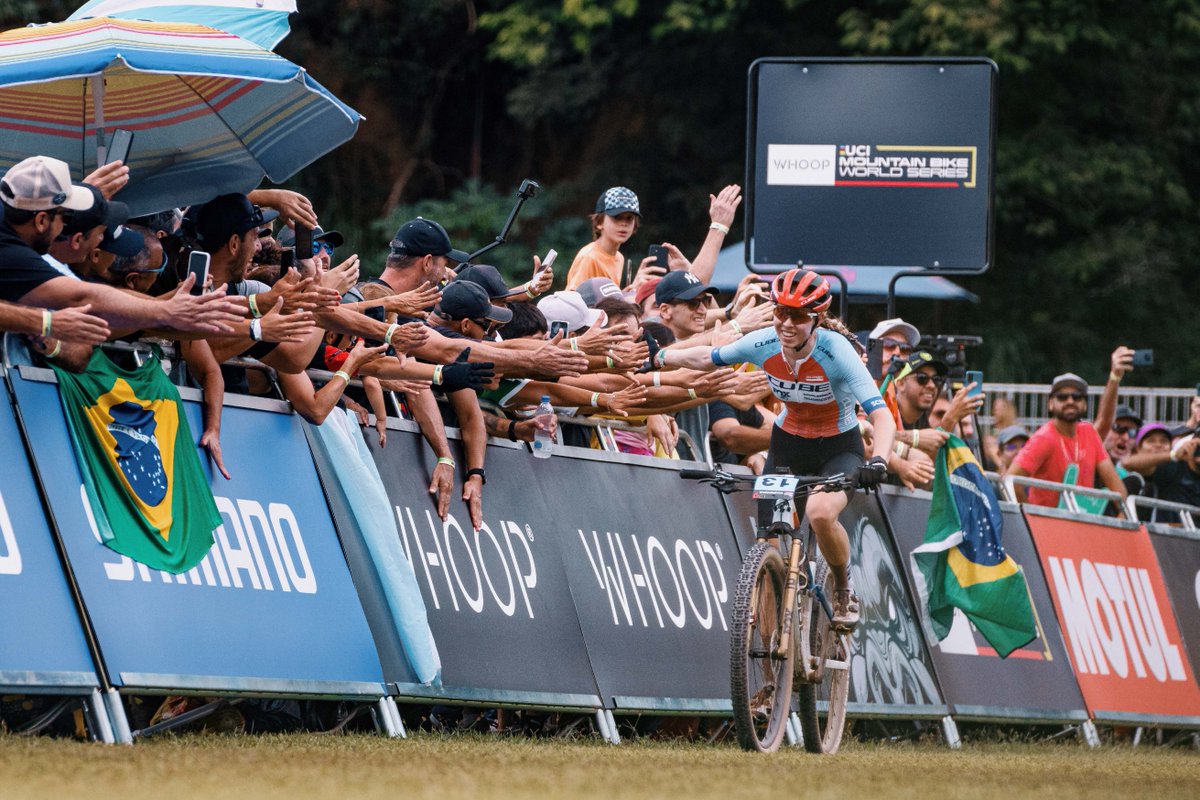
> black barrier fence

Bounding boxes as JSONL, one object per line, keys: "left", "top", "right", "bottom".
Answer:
{"left": 880, "top": 487, "right": 1089, "bottom": 723}
{"left": 1148, "top": 526, "right": 1200, "bottom": 689}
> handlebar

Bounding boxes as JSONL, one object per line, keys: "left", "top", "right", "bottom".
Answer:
{"left": 679, "top": 468, "right": 861, "bottom": 494}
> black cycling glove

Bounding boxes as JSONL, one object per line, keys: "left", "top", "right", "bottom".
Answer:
{"left": 437, "top": 348, "right": 495, "bottom": 392}
{"left": 857, "top": 455, "right": 889, "bottom": 489}
{"left": 636, "top": 329, "right": 661, "bottom": 373}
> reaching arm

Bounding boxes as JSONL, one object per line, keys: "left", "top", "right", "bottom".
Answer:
{"left": 1094, "top": 346, "right": 1134, "bottom": 439}
{"left": 179, "top": 339, "right": 230, "bottom": 480}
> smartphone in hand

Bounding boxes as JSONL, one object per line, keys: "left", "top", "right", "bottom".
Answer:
{"left": 107, "top": 129, "right": 134, "bottom": 165}
{"left": 186, "top": 250, "right": 210, "bottom": 296}
{"left": 541, "top": 249, "right": 557, "bottom": 271}
{"left": 648, "top": 244, "right": 669, "bottom": 270}
{"left": 1131, "top": 349, "right": 1154, "bottom": 367}
{"left": 965, "top": 370, "right": 984, "bottom": 397}
{"left": 293, "top": 224, "right": 313, "bottom": 259}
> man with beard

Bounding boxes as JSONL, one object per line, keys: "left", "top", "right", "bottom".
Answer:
{"left": 1009, "top": 373, "right": 1127, "bottom": 508}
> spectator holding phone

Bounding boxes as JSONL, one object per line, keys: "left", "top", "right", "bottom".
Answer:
{"left": 566, "top": 187, "right": 641, "bottom": 291}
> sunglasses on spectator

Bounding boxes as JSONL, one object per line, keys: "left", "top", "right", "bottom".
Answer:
{"left": 1111, "top": 423, "right": 1138, "bottom": 436}
{"left": 910, "top": 373, "right": 943, "bottom": 387}
{"left": 772, "top": 307, "right": 815, "bottom": 325}
{"left": 470, "top": 318, "right": 498, "bottom": 335}
{"left": 48, "top": 208, "right": 74, "bottom": 223}
{"left": 879, "top": 337, "right": 912, "bottom": 352}
{"left": 672, "top": 298, "right": 708, "bottom": 311}
{"left": 311, "top": 241, "right": 335, "bottom": 256}
{"left": 1053, "top": 392, "right": 1086, "bottom": 402}
{"left": 1004, "top": 440, "right": 1027, "bottom": 452}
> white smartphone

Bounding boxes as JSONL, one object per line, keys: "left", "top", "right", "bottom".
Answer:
{"left": 541, "top": 248, "right": 557, "bottom": 271}
{"left": 186, "top": 250, "right": 210, "bottom": 296}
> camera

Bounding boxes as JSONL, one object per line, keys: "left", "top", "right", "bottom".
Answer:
{"left": 517, "top": 179, "right": 540, "bottom": 200}
{"left": 919, "top": 334, "right": 982, "bottom": 381}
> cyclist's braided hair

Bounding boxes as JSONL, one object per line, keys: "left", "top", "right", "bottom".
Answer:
{"left": 819, "top": 314, "right": 865, "bottom": 356}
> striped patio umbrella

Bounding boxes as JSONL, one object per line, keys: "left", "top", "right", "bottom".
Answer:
{"left": 68, "top": 0, "right": 298, "bottom": 51}
{"left": 0, "top": 17, "right": 361, "bottom": 215}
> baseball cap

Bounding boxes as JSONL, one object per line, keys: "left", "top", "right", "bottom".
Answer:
{"left": 537, "top": 291, "right": 604, "bottom": 333}
{"left": 1135, "top": 423, "right": 1171, "bottom": 447}
{"left": 436, "top": 280, "right": 513, "bottom": 324}
{"left": 1114, "top": 404, "right": 1143, "bottom": 429}
{"left": 1050, "top": 373, "right": 1088, "bottom": 395}
{"left": 456, "top": 264, "right": 510, "bottom": 299}
{"left": 595, "top": 186, "right": 641, "bottom": 217}
{"left": 902, "top": 350, "right": 948, "bottom": 378}
{"left": 635, "top": 277, "right": 662, "bottom": 306}
{"left": 868, "top": 317, "right": 920, "bottom": 348}
{"left": 0, "top": 156, "right": 94, "bottom": 212}
{"left": 99, "top": 223, "right": 144, "bottom": 257}
{"left": 186, "top": 194, "right": 267, "bottom": 246}
{"left": 64, "top": 186, "right": 128, "bottom": 236}
{"left": 389, "top": 217, "right": 469, "bottom": 263}
{"left": 276, "top": 223, "right": 339, "bottom": 249}
{"left": 577, "top": 277, "right": 624, "bottom": 307}
{"left": 655, "top": 270, "right": 718, "bottom": 305}
{"left": 996, "top": 425, "right": 1030, "bottom": 446}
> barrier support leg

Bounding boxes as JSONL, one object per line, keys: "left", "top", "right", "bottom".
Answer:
{"left": 940, "top": 715, "right": 961, "bottom": 749}
{"left": 594, "top": 710, "right": 613, "bottom": 744}
{"left": 1079, "top": 720, "right": 1100, "bottom": 748}
{"left": 784, "top": 712, "right": 800, "bottom": 747}
{"left": 604, "top": 709, "right": 621, "bottom": 745}
{"left": 384, "top": 696, "right": 406, "bottom": 738}
{"left": 103, "top": 688, "right": 133, "bottom": 745}
{"left": 86, "top": 689, "right": 115, "bottom": 744}
{"left": 375, "top": 697, "right": 400, "bottom": 738}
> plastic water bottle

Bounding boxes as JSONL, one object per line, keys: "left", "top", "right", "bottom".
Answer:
{"left": 532, "top": 395, "right": 554, "bottom": 459}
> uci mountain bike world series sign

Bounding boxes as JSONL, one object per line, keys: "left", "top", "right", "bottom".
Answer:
{"left": 746, "top": 58, "right": 996, "bottom": 272}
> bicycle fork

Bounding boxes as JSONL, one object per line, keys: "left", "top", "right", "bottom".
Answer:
{"left": 772, "top": 536, "right": 806, "bottom": 661}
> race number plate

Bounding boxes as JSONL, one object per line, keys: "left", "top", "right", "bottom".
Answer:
{"left": 753, "top": 474, "right": 800, "bottom": 500}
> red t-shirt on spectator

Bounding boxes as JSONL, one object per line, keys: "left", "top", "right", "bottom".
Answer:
{"left": 1012, "top": 420, "right": 1107, "bottom": 507}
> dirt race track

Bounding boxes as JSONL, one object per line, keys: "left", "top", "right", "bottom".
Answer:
{"left": 1, "top": 731, "right": 1198, "bottom": 800}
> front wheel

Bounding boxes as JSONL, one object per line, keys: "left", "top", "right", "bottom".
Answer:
{"left": 796, "top": 557, "right": 851, "bottom": 753}
{"left": 729, "top": 541, "right": 793, "bottom": 753}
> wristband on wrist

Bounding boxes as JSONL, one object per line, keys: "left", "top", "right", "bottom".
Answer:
{"left": 590, "top": 391, "right": 600, "bottom": 408}
{"left": 1109, "top": 371, "right": 1123, "bottom": 383}
{"left": 384, "top": 322, "right": 400, "bottom": 345}
{"left": 432, "top": 365, "right": 444, "bottom": 385}
{"left": 912, "top": 430, "right": 920, "bottom": 448}
{"left": 41, "top": 309, "right": 52, "bottom": 337}
{"left": 569, "top": 337, "right": 579, "bottom": 351}
{"left": 724, "top": 304, "right": 734, "bottom": 321}
{"left": 465, "top": 467, "right": 486, "bottom": 485}
{"left": 507, "top": 419, "right": 518, "bottom": 441}
{"left": 605, "top": 355, "right": 615, "bottom": 368}
{"left": 710, "top": 222, "right": 730, "bottom": 235}
{"left": 248, "top": 293, "right": 262, "bottom": 318}
{"left": 436, "top": 456, "right": 455, "bottom": 468}
{"left": 687, "top": 388, "right": 698, "bottom": 400}
{"left": 652, "top": 372, "right": 662, "bottom": 388}
{"left": 46, "top": 340, "right": 61, "bottom": 359}
{"left": 249, "top": 318, "right": 263, "bottom": 341}
{"left": 654, "top": 349, "right": 668, "bottom": 369}
{"left": 334, "top": 370, "right": 351, "bottom": 384}
{"left": 729, "top": 320, "right": 743, "bottom": 336}
{"left": 524, "top": 284, "right": 538, "bottom": 299}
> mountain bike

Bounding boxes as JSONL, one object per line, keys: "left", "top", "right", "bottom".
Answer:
{"left": 681, "top": 467, "right": 860, "bottom": 754}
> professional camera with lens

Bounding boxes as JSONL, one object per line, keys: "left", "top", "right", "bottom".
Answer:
{"left": 919, "top": 334, "right": 982, "bottom": 382}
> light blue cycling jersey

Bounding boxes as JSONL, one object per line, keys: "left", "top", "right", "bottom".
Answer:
{"left": 711, "top": 327, "right": 884, "bottom": 438}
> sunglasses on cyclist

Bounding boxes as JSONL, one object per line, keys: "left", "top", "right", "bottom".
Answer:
{"left": 1053, "top": 392, "right": 1086, "bottom": 402}
{"left": 1111, "top": 423, "right": 1138, "bottom": 437}
{"left": 772, "top": 307, "right": 815, "bottom": 325}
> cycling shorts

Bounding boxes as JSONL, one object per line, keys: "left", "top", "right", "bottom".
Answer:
{"left": 758, "top": 425, "right": 864, "bottom": 527}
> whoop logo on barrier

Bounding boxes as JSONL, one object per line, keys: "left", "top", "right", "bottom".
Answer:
{"left": 1028, "top": 514, "right": 1200, "bottom": 720}
{"left": 575, "top": 530, "right": 729, "bottom": 631}
{"left": 394, "top": 505, "right": 538, "bottom": 619}
{"left": 85, "top": 486, "right": 317, "bottom": 594}
{"left": 0, "top": 491, "right": 21, "bottom": 576}
{"left": 767, "top": 144, "right": 836, "bottom": 185}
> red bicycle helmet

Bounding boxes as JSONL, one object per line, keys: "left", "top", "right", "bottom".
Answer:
{"left": 770, "top": 268, "right": 832, "bottom": 313}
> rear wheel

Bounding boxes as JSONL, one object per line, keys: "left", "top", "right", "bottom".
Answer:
{"left": 729, "top": 541, "right": 792, "bottom": 753}
{"left": 796, "top": 557, "right": 851, "bottom": 753}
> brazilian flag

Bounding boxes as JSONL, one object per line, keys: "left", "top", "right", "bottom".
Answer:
{"left": 53, "top": 350, "right": 220, "bottom": 573}
{"left": 910, "top": 435, "right": 1037, "bottom": 658}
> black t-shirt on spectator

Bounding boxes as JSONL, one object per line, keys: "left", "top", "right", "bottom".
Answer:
{"left": 1147, "top": 461, "right": 1200, "bottom": 523}
{"left": 0, "top": 219, "right": 63, "bottom": 302}
{"left": 708, "top": 400, "right": 764, "bottom": 465}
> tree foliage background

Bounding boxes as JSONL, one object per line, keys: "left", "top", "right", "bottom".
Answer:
{"left": 5, "top": 0, "right": 1199, "bottom": 386}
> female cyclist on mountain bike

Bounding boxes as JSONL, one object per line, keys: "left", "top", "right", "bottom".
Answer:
{"left": 655, "top": 268, "right": 895, "bottom": 629}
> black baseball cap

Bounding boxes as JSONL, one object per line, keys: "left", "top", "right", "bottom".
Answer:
{"left": 64, "top": 185, "right": 128, "bottom": 236}
{"left": 655, "top": 270, "right": 718, "bottom": 305}
{"left": 1114, "top": 404, "right": 1143, "bottom": 429}
{"left": 186, "top": 193, "right": 269, "bottom": 246}
{"left": 436, "top": 280, "right": 513, "bottom": 324}
{"left": 277, "top": 223, "right": 341, "bottom": 249}
{"left": 903, "top": 350, "right": 949, "bottom": 377}
{"left": 389, "top": 217, "right": 469, "bottom": 263}
{"left": 456, "top": 264, "right": 509, "bottom": 299}
{"left": 99, "top": 223, "right": 144, "bottom": 257}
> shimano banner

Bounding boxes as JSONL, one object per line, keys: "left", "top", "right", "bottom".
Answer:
{"left": 1025, "top": 510, "right": 1200, "bottom": 725}
{"left": 364, "top": 424, "right": 602, "bottom": 709}
{"left": 881, "top": 488, "right": 1087, "bottom": 722}
{"left": 746, "top": 58, "right": 995, "bottom": 271}
{"left": 0, "top": 371, "right": 97, "bottom": 693}
{"left": 8, "top": 366, "right": 385, "bottom": 698}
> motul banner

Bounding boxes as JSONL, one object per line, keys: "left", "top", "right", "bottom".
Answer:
{"left": 1025, "top": 511, "right": 1200, "bottom": 724}
{"left": 881, "top": 488, "right": 1087, "bottom": 722}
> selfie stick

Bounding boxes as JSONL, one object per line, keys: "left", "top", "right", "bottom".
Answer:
{"left": 459, "top": 178, "right": 541, "bottom": 268}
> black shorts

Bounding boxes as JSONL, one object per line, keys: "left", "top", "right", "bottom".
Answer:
{"left": 758, "top": 425, "right": 864, "bottom": 527}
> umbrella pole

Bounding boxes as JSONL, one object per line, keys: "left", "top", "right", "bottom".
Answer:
{"left": 91, "top": 75, "right": 106, "bottom": 166}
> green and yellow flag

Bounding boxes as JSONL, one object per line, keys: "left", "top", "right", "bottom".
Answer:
{"left": 911, "top": 435, "right": 1037, "bottom": 658}
{"left": 53, "top": 349, "right": 220, "bottom": 573}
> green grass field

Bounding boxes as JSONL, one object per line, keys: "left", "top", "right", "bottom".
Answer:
{"left": 1, "top": 731, "right": 1197, "bottom": 800}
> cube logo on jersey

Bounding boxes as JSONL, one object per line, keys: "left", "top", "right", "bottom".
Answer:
{"left": 765, "top": 371, "right": 834, "bottom": 404}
